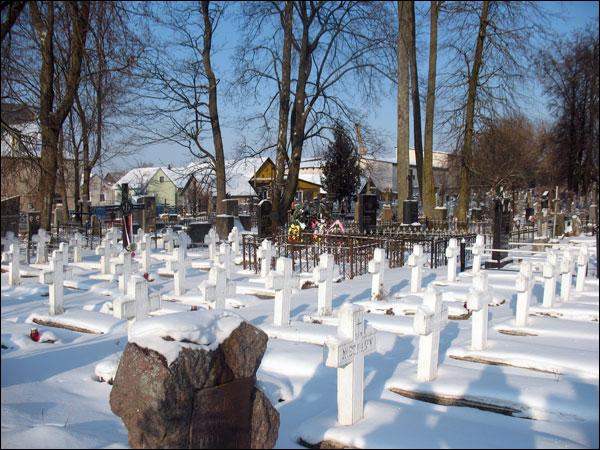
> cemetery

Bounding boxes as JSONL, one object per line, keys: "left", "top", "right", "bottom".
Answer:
{"left": 1, "top": 1, "right": 598, "bottom": 449}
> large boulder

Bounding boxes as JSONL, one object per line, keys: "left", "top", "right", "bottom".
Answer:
{"left": 110, "top": 311, "right": 279, "bottom": 449}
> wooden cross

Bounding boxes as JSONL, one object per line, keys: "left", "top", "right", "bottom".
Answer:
{"left": 575, "top": 246, "right": 589, "bottom": 292}
{"left": 368, "top": 248, "right": 387, "bottom": 301}
{"left": 2, "top": 243, "right": 20, "bottom": 286}
{"left": 445, "top": 238, "right": 459, "bottom": 282}
{"left": 258, "top": 239, "right": 273, "bottom": 279}
{"left": 413, "top": 286, "right": 448, "bottom": 381}
{"left": 324, "top": 304, "right": 376, "bottom": 425}
{"left": 267, "top": 257, "right": 293, "bottom": 327}
{"left": 407, "top": 244, "right": 426, "bottom": 293}
{"left": 471, "top": 235, "right": 485, "bottom": 274}
{"left": 39, "top": 250, "right": 64, "bottom": 316}
{"left": 467, "top": 278, "right": 492, "bottom": 351}
{"left": 313, "top": 253, "right": 336, "bottom": 316}
{"left": 32, "top": 229, "right": 51, "bottom": 264}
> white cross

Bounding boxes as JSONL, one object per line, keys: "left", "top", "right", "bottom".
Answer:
{"left": 407, "top": 244, "right": 426, "bottom": 293}
{"left": 115, "top": 251, "right": 133, "bottom": 294}
{"left": 105, "top": 227, "right": 120, "bottom": 247}
{"left": 32, "top": 229, "right": 51, "bottom": 264}
{"left": 413, "top": 286, "right": 448, "bottom": 382}
{"left": 113, "top": 276, "right": 160, "bottom": 321}
{"left": 258, "top": 239, "right": 273, "bottom": 279}
{"left": 139, "top": 233, "right": 152, "bottom": 272}
{"left": 1, "top": 231, "right": 18, "bottom": 252}
{"left": 575, "top": 246, "right": 589, "bottom": 292}
{"left": 96, "top": 238, "right": 118, "bottom": 275}
{"left": 169, "top": 244, "right": 187, "bottom": 296}
{"left": 218, "top": 242, "right": 233, "bottom": 279}
{"left": 559, "top": 250, "right": 573, "bottom": 302}
{"left": 324, "top": 304, "right": 377, "bottom": 426}
{"left": 542, "top": 260, "right": 558, "bottom": 308}
{"left": 134, "top": 228, "right": 145, "bottom": 246}
{"left": 368, "top": 248, "right": 387, "bottom": 301}
{"left": 69, "top": 232, "right": 84, "bottom": 263}
{"left": 204, "top": 228, "right": 218, "bottom": 262}
{"left": 177, "top": 231, "right": 191, "bottom": 258}
{"left": 471, "top": 235, "right": 485, "bottom": 274}
{"left": 201, "top": 264, "right": 235, "bottom": 310}
{"left": 313, "top": 253, "right": 336, "bottom": 316}
{"left": 228, "top": 227, "right": 240, "bottom": 257}
{"left": 467, "top": 276, "right": 492, "bottom": 351}
{"left": 162, "top": 228, "right": 176, "bottom": 253}
{"left": 267, "top": 257, "right": 293, "bottom": 327}
{"left": 2, "top": 243, "right": 20, "bottom": 286}
{"left": 59, "top": 242, "right": 69, "bottom": 267}
{"left": 39, "top": 250, "right": 64, "bottom": 316}
{"left": 445, "top": 238, "right": 459, "bottom": 282}
{"left": 515, "top": 261, "right": 534, "bottom": 327}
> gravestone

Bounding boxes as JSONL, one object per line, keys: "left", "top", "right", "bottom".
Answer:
{"left": 218, "top": 242, "right": 232, "bottom": 280}
{"left": 91, "top": 215, "right": 102, "bottom": 236}
{"left": 542, "top": 260, "right": 558, "bottom": 308}
{"left": 368, "top": 248, "right": 387, "bottom": 301}
{"left": 139, "top": 233, "right": 152, "bottom": 272}
{"left": 515, "top": 262, "right": 534, "bottom": 327}
{"left": 575, "top": 246, "right": 589, "bottom": 292}
{"left": 228, "top": 227, "right": 240, "bottom": 257}
{"left": 403, "top": 199, "right": 419, "bottom": 224}
{"left": 39, "top": 250, "right": 64, "bottom": 316}
{"left": 413, "top": 286, "right": 447, "bottom": 381}
{"left": 467, "top": 275, "right": 492, "bottom": 351}
{"left": 188, "top": 222, "right": 212, "bottom": 244}
{"left": 116, "top": 252, "right": 133, "bottom": 294}
{"left": 222, "top": 199, "right": 239, "bottom": 217}
{"left": 134, "top": 196, "right": 157, "bottom": 233}
{"left": 113, "top": 276, "right": 160, "bottom": 321}
{"left": 32, "top": 229, "right": 51, "bottom": 264}
{"left": 2, "top": 243, "right": 20, "bottom": 286}
{"left": 1, "top": 231, "right": 18, "bottom": 254}
{"left": 53, "top": 204, "right": 65, "bottom": 230}
{"left": 380, "top": 204, "right": 393, "bottom": 222}
{"left": 559, "top": 250, "right": 573, "bottom": 302}
{"left": 445, "top": 238, "right": 459, "bottom": 282}
{"left": 358, "top": 194, "right": 378, "bottom": 233}
{"left": 257, "top": 200, "right": 272, "bottom": 238}
{"left": 1, "top": 196, "right": 20, "bottom": 250}
{"left": 471, "top": 235, "right": 485, "bottom": 274}
{"left": 312, "top": 253, "right": 336, "bottom": 316}
{"left": 407, "top": 244, "right": 426, "bottom": 293}
{"left": 238, "top": 214, "right": 252, "bottom": 231}
{"left": 204, "top": 228, "right": 218, "bottom": 262}
{"left": 485, "top": 198, "right": 512, "bottom": 269}
{"left": 201, "top": 265, "right": 235, "bottom": 310}
{"left": 323, "top": 304, "right": 376, "bottom": 426}
{"left": 258, "top": 239, "right": 273, "bottom": 279}
{"left": 69, "top": 232, "right": 84, "bottom": 263}
{"left": 170, "top": 243, "right": 188, "bottom": 296}
{"left": 162, "top": 228, "right": 176, "bottom": 253}
{"left": 266, "top": 257, "right": 293, "bottom": 327}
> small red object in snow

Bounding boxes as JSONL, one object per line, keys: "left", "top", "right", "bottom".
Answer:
{"left": 143, "top": 272, "right": 149, "bottom": 280}
{"left": 30, "top": 328, "right": 40, "bottom": 342}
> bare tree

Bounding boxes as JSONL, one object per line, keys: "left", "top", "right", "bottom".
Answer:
{"left": 408, "top": 1, "right": 423, "bottom": 202}
{"left": 397, "top": 1, "right": 411, "bottom": 220}
{"left": 1, "top": 1, "right": 26, "bottom": 41}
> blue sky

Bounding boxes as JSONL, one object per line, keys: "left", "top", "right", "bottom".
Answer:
{"left": 109, "top": 1, "right": 599, "bottom": 171}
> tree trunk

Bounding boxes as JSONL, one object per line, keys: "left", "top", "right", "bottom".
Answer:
{"left": 408, "top": 1, "right": 423, "bottom": 202}
{"left": 201, "top": 1, "right": 227, "bottom": 215}
{"left": 397, "top": 1, "right": 411, "bottom": 221}
{"left": 271, "top": 0, "right": 293, "bottom": 233}
{"left": 422, "top": 0, "right": 439, "bottom": 218}
{"left": 58, "top": 129, "right": 70, "bottom": 222}
{"left": 456, "top": 0, "right": 489, "bottom": 222}
{"left": 69, "top": 113, "right": 81, "bottom": 214}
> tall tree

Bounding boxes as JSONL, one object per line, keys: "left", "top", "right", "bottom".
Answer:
{"left": 397, "top": 1, "right": 411, "bottom": 221}
{"left": 408, "top": 1, "right": 423, "bottom": 202}
{"left": 422, "top": 0, "right": 439, "bottom": 217}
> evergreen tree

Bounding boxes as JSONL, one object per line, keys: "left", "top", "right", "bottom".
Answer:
{"left": 321, "top": 123, "right": 361, "bottom": 207}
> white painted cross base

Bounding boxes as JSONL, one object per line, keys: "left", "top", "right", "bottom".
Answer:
{"left": 471, "top": 235, "right": 485, "bottom": 274}
{"left": 575, "top": 247, "right": 589, "bottom": 292}
{"left": 3, "top": 243, "right": 20, "bottom": 286}
{"left": 32, "top": 229, "right": 51, "bottom": 264}
{"left": 313, "top": 253, "right": 336, "bottom": 316}
{"left": 407, "top": 244, "right": 426, "bottom": 294}
{"left": 258, "top": 239, "right": 273, "bottom": 280}
{"left": 267, "top": 257, "right": 293, "bottom": 327}
{"left": 467, "top": 287, "right": 491, "bottom": 351}
{"left": 39, "top": 250, "right": 64, "bottom": 316}
{"left": 445, "top": 238, "right": 459, "bottom": 282}
{"left": 324, "top": 304, "right": 376, "bottom": 426}
{"left": 542, "top": 261, "right": 557, "bottom": 308}
{"left": 368, "top": 248, "right": 387, "bottom": 301}
{"left": 413, "top": 286, "right": 448, "bottom": 382}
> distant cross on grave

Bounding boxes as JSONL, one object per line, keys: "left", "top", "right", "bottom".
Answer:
{"left": 96, "top": 238, "right": 116, "bottom": 275}
{"left": 113, "top": 276, "right": 160, "bottom": 323}
{"left": 368, "top": 248, "right": 387, "bottom": 301}
{"left": 32, "top": 229, "right": 51, "bottom": 264}
{"left": 204, "top": 228, "right": 218, "bottom": 262}
{"left": 2, "top": 243, "right": 20, "bottom": 286}
{"left": 228, "top": 226, "right": 240, "bottom": 257}
{"left": 575, "top": 246, "right": 589, "bottom": 292}
{"left": 471, "top": 235, "right": 485, "bottom": 274}
{"left": 115, "top": 251, "right": 133, "bottom": 294}
{"left": 324, "top": 304, "right": 377, "bottom": 426}
{"left": 1, "top": 231, "right": 18, "bottom": 253}
{"left": 162, "top": 227, "right": 176, "bottom": 253}
{"left": 218, "top": 242, "right": 232, "bottom": 280}
{"left": 467, "top": 273, "right": 492, "bottom": 351}
{"left": 106, "top": 227, "right": 120, "bottom": 247}
{"left": 201, "top": 264, "right": 235, "bottom": 310}
{"left": 69, "top": 232, "right": 84, "bottom": 263}
{"left": 542, "top": 259, "right": 558, "bottom": 308}
{"left": 559, "top": 249, "right": 573, "bottom": 302}
{"left": 169, "top": 243, "right": 187, "bottom": 296}
{"left": 177, "top": 231, "right": 191, "bottom": 258}
{"left": 258, "top": 239, "right": 273, "bottom": 279}
{"left": 59, "top": 242, "right": 69, "bottom": 267}
{"left": 139, "top": 233, "right": 152, "bottom": 272}
{"left": 407, "top": 244, "right": 426, "bottom": 293}
{"left": 267, "top": 257, "right": 293, "bottom": 327}
{"left": 313, "top": 253, "right": 336, "bottom": 316}
{"left": 445, "top": 238, "right": 459, "bottom": 282}
{"left": 515, "top": 261, "right": 534, "bottom": 327}
{"left": 413, "top": 286, "right": 448, "bottom": 381}
{"left": 39, "top": 250, "right": 64, "bottom": 316}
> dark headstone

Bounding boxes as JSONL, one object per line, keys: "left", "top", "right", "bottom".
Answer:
{"left": 27, "top": 211, "right": 41, "bottom": 239}
{"left": 188, "top": 222, "right": 213, "bottom": 243}
{"left": 257, "top": 200, "right": 272, "bottom": 237}
{"left": 525, "top": 207, "right": 534, "bottom": 222}
{"left": 470, "top": 207, "right": 483, "bottom": 221}
{"left": 358, "top": 194, "right": 378, "bottom": 233}
{"left": 485, "top": 198, "right": 512, "bottom": 269}
{"left": 135, "top": 196, "right": 157, "bottom": 233}
{"left": 238, "top": 214, "right": 252, "bottom": 231}
{"left": 222, "top": 199, "right": 239, "bottom": 217}
{"left": 1, "top": 196, "right": 20, "bottom": 247}
{"left": 403, "top": 199, "right": 418, "bottom": 224}
{"left": 216, "top": 215, "right": 234, "bottom": 241}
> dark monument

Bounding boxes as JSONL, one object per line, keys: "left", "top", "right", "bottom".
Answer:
{"left": 402, "top": 173, "right": 419, "bottom": 224}
{"left": 188, "top": 222, "right": 213, "bottom": 244}
{"left": 222, "top": 199, "right": 239, "bottom": 217}
{"left": 358, "top": 194, "right": 378, "bottom": 233}
{"left": 105, "top": 183, "right": 145, "bottom": 248}
{"left": 134, "top": 196, "right": 157, "bottom": 233}
{"left": 485, "top": 197, "right": 513, "bottom": 269}
{"left": 257, "top": 199, "right": 272, "bottom": 237}
{"left": 1, "top": 196, "right": 20, "bottom": 247}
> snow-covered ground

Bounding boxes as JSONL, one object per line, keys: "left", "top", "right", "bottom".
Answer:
{"left": 2, "top": 236, "right": 598, "bottom": 449}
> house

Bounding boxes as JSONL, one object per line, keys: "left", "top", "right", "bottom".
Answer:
{"left": 89, "top": 173, "right": 122, "bottom": 206}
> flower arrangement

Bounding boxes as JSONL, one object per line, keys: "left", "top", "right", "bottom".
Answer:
{"left": 288, "top": 223, "right": 302, "bottom": 243}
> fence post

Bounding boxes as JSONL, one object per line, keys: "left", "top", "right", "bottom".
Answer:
{"left": 460, "top": 238, "right": 466, "bottom": 272}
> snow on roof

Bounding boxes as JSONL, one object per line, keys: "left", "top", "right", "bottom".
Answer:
{"left": 129, "top": 310, "right": 243, "bottom": 365}
{"left": 113, "top": 167, "right": 159, "bottom": 191}
{"left": 226, "top": 157, "right": 268, "bottom": 196}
